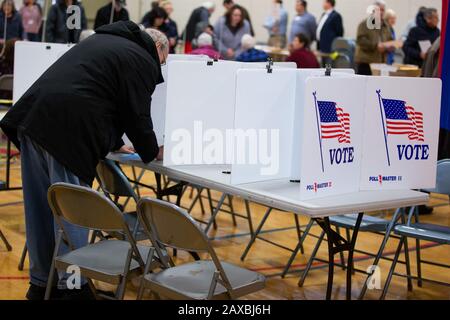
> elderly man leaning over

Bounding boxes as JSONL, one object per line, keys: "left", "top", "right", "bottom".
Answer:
{"left": 0, "top": 21, "right": 168, "bottom": 300}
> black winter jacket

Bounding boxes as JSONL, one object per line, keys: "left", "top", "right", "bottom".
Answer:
{"left": 403, "top": 11, "right": 440, "bottom": 67}
{"left": 0, "top": 21, "right": 162, "bottom": 184}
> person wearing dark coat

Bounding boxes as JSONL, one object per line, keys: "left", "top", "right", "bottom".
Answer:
{"left": 316, "top": 0, "right": 344, "bottom": 65}
{"left": 0, "top": 21, "right": 167, "bottom": 300}
{"left": 183, "top": 2, "right": 215, "bottom": 53}
{"left": 94, "top": 0, "right": 129, "bottom": 30}
{"left": 403, "top": 7, "right": 440, "bottom": 67}
{"left": 45, "top": 0, "right": 87, "bottom": 43}
{"left": 0, "top": 0, "right": 23, "bottom": 41}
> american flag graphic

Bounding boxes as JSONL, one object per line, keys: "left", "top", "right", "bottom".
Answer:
{"left": 382, "top": 98, "right": 424, "bottom": 142}
{"left": 317, "top": 101, "right": 351, "bottom": 144}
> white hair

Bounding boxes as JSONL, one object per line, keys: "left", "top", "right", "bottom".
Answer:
{"left": 79, "top": 29, "right": 95, "bottom": 41}
{"left": 197, "top": 32, "right": 213, "bottom": 47}
{"left": 385, "top": 9, "right": 396, "bottom": 19}
{"left": 202, "top": 1, "right": 215, "bottom": 10}
{"left": 241, "top": 34, "right": 256, "bottom": 51}
{"left": 144, "top": 28, "right": 169, "bottom": 52}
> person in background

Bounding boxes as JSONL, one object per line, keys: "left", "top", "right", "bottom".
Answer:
{"left": 403, "top": 7, "right": 440, "bottom": 68}
{"left": 190, "top": 32, "right": 221, "bottom": 59}
{"left": 0, "top": 38, "right": 15, "bottom": 99}
{"left": 214, "top": 5, "right": 251, "bottom": 60}
{"left": 316, "top": 0, "right": 344, "bottom": 66}
{"left": 289, "top": 0, "right": 316, "bottom": 46}
{"left": 264, "top": 0, "right": 288, "bottom": 48}
{"left": 183, "top": 2, "right": 215, "bottom": 53}
{"left": 20, "top": 0, "right": 42, "bottom": 41}
{"left": 421, "top": 36, "right": 440, "bottom": 78}
{"left": 94, "top": 0, "right": 129, "bottom": 30}
{"left": 286, "top": 33, "right": 319, "bottom": 68}
{"left": 355, "top": 1, "right": 394, "bottom": 75}
{"left": 141, "top": 4, "right": 168, "bottom": 30}
{"left": 223, "top": 0, "right": 254, "bottom": 36}
{"left": 401, "top": 6, "right": 426, "bottom": 42}
{"left": 236, "top": 34, "right": 269, "bottom": 62}
{"left": 46, "top": 0, "right": 87, "bottom": 43}
{"left": 385, "top": 9, "right": 398, "bottom": 65}
{"left": 160, "top": 1, "right": 178, "bottom": 54}
{"left": 0, "top": 0, "right": 23, "bottom": 43}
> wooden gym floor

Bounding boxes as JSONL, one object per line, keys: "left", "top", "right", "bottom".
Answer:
{"left": 0, "top": 160, "right": 449, "bottom": 300}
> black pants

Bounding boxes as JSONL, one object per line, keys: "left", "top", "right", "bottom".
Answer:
{"left": 357, "top": 63, "right": 373, "bottom": 75}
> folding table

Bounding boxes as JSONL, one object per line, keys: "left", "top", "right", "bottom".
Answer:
{"left": 107, "top": 152, "right": 429, "bottom": 300}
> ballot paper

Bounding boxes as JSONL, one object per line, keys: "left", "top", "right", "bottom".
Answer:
{"left": 419, "top": 40, "right": 432, "bottom": 54}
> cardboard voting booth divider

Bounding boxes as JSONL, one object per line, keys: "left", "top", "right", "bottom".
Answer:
{"left": 151, "top": 54, "right": 209, "bottom": 146}
{"left": 360, "top": 77, "right": 442, "bottom": 190}
{"left": 298, "top": 76, "right": 366, "bottom": 200}
{"left": 163, "top": 60, "right": 242, "bottom": 166}
{"left": 13, "top": 41, "right": 74, "bottom": 103}
{"left": 231, "top": 69, "right": 297, "bottom": 185}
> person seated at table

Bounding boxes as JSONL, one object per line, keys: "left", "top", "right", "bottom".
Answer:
{"left": 141, "top": 4, "right": 167, "bottom": 30}
{"left": 235, "top": 34, "right": 269, "bottom": 62}
{"left": 214, "top": 5, "right": 251, "bottom": 60}
{"left": 286, "top": 33, "right": 319, "bottom": 68}
{"left": 190, "top": 32, "right": 222, "bottom": 59}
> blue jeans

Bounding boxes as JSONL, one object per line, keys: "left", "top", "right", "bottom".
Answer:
{"left": 19, "top": 134, "right": 89, "bottom": 288}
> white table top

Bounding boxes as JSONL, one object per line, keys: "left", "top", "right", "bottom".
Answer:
{"left": 107, "top": 153, "right": 429, "bottom": 218}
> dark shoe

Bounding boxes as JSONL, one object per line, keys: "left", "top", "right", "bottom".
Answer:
{"left": 26, "top": 283, "right": 65, "bottom": 300}
{"left": 61, "top": 284, "right": 97, "bottom": 300}
{"left": 418, "top": 205, "right": 434, "bottom": 215}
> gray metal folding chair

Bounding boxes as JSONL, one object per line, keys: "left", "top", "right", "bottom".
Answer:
{"left": 0, "top": 74, "right": 13, "bottom": 93}
{"left": 295, "top": 210, "right": 414, "bottom": 300}
{"left": 381, "top": 159, "right": 450, "bottom": 299}
{"left": 136, "top": 197, "right": 266, "bottom": 300}
{"left": 45, "top": 183, "right": 160, "bottom": 300}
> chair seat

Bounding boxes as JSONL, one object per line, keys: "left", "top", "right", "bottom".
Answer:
{"left": 145, "top": 260, "right": 265, "bottom": 300}
{"left": 330, "top": 214, "right": 390, "bottom": 232}
{"left": 55, "top": 240, "right": 153, "bottom": 283}
{"left": 395, "top": 223, "right": 450, "bottom": 244}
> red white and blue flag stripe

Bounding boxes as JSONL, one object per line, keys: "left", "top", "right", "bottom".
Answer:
{"left": 317, "top": 100, "right": 351, "bottom": 144}
{"left": 382, "top": 98, "right": 424, "bottom": 142}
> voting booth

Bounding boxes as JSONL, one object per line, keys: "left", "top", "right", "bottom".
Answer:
{"left": 360, "top": 77, "right": 442, "bottom": 190}
{"left": 13, "top": 42, "right": 74, "bottom": 102}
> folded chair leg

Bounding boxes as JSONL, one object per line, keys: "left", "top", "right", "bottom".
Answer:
{"left": 380, "top": 237, "right": 404, "bottom": 300}
{"left": 298, "top": 230, "right": 325, "bottom": 287}
{"left": 137, "top": 248, "right": 155, "bottom": 300}
{"left": 0, "top": 228, "right": 12, "bottom": 251}
{"left": 18, "top": 243, "right": 28, "bottom": 271}
{"left": 45, "top": 230, "right": 63, "bottom": 300}
{"left": 293, "top": 214, "right": 304, "bottom": 254}
{"left": 403, "top": 236, "right": 413, "bottom": 292}
{"left": 281, "top": 219, "right": 314, "bottom": 278}
{"left": 416, "top": 238, "right": 423, "bottom": 287}
{"left": 116, "top": 248, "right": 133, "bottom": 300}
{"left": 335, "top": 227, "right": 346, "bottom": 270}
{"left": 345, "top": 228, "right": 355, "bottom": 275}
{"left": 359, "top": 208, "right": 401, "bottom": 300}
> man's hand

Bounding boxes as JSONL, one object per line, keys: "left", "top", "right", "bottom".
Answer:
{"left": 117, "top": 145, "right": 136, "bottom": 154}
{"left": 157, "top": 146, "right": 164, "bottom": 161}
{"left": 377, "top": 43, "right": 386, "bottom": 53}
{"left": 420, "top": 51, "right": 427, "bottom": 60}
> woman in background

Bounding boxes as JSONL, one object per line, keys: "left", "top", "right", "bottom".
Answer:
{"left": 214, "top": 5, "right": 250, "bottom": 60}
{"left": 141, "top": 4, "right": 168, "bottom": 31}
{"left": 20, "top": 0, "right": 42, "bottom": 41}
{"left": 0, "top": 0, "right": 23, "bottom": 43}
{"left": 385, "top": 9, "right": 398, "bottom": 65}
{"left": 286, "top": 33, "right": 319, "bottom": 68}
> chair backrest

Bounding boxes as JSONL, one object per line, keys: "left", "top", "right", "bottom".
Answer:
{"left": 48, "top": 183, "right": 128, "bottom": 232}
{"left": 332, "top": 54, "right": 352, "bottom": 69}
{"left": 138, "top": 197, "right": 211, "bottom": 253}
{"left": 0, "top": 75, "right": 13, "bottom": 92}
{"left": 96, "top": 159, "right": 138, "bottom": 201}
{"left": 425, "top": 159, "right": 450, "bottom": 195}
{"left": 331, "top": 37, "right": 355, "bottom": 62}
